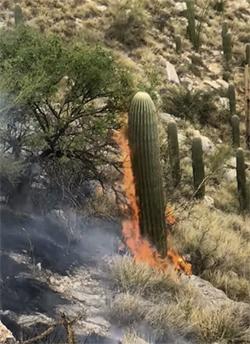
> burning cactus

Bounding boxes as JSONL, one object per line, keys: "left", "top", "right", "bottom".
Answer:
{"left": 231, "top": 114, "right": 240, "bottom": 148}
{"left": 167, "top": 121, "right": 181, "bottom": 187}
{"left": 128, "top": 92, "right": 167, "bottom": 256}
{"left": 236, "top": 148, "right": 249, "bottom": 212}
{"left": 192, "top": 137, "right": 205, "bottom": 199}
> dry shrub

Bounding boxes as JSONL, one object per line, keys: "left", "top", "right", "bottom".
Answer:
{"left": 202, "top": 270, "right": 250, "bottom": 303}
{"left": 106, "top": 0, "right": 149, "bottom": 48}
{"left": 191, "top": 306, "right": 250, "bottom": 343}
{"left": 109, "top": 256, "right": 179, "bottom": 298}
{"left": 122, "top": 330, "right": 153, "bottom": 344}
{"left": 213, "top": 181, "right": 239, "bottom": 213}
{"left": 108, "top": 293, "right": 147, "bottom": 326}
{"left": 145, "top": 302, "right": 195, "bottom": 339}
{"left": 174, "top": 205, "right": 250, "bottom": 279}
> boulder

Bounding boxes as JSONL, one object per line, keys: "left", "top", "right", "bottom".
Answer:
{"left": 0, "top": 321, "right": 16, "bottom": 344}
{"left": 175, "top": 2, "right": 187, "bottom": 12}
{"left": 165, "top": 61, "right": 180, "bottom": 84}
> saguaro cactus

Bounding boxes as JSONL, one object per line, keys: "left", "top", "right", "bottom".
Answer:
{"left": 245, "top": 63, "right": 250, "bottom": 148}
{"left": 175, "top": 35, "right": 182, "bottom": 54}
{"left": 231, "top": 115, "right": 240, "bottom": 148}
{"left": 192, "top": 137, "right": 205, "bottom": 199}
{"left": 228, "top": 84, "right": 236, "bottom": 115}
{"left": 246, "top": 44, "right": 250, "bottom": 66}
{"left": 223, "top": 32, "right": 232, "bottom": 66}
{"left": 221, "top": 21, "right": 228, "bottom": 38}
{"left": 128, "top": 92, "right": 167, "bottom": 256}
{"left": 186, "top": 0, "right": 199, "bottom": 50}
{"left": 236, "top": 148, "right": 249, "bottom": 212}
{"left": 167, "top": 121, "right": 181, "bottom": 187}
{"left": 14, "top": 5, "right": 23, "bottom": 26}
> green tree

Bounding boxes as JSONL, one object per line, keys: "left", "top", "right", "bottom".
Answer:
{"left": 0, "top": 26, "right": 134, "bottom": 206}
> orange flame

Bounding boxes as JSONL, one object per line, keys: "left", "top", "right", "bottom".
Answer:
{"left": 113, "top": 128, "right": 192, "bottom": 276}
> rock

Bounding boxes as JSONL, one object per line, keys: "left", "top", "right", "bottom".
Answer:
{"left": 201, "top": 135, "right": 215, "bottom": 154}
{"left": 159, "top": 113, "right": 180, "bottom": 124}
{"left": 226, "top": 157, "right": 236, "bottom": 168}
{"left": 0, "top": 321, "right": 16, "bottom": 344}
{"left": 17, "top": 313, "right": 54, "bottom": 328}
{"left": 203, "top": 195, "right": 215, "bottom": 208}
{"left": 218, "top": 97, "right": 229, "bottom": 110}
{"left": 224, "top": 169, "right": 236, "bottom": 182}
{"left": 207, "top": 62, "right": 221, "bottom": 75}
{"left": 165, "top": 61, "right": 180, "bottom": 84}
{"left": 204, "top": 79, "right": 228, "bottom": 90}
{"left": 175, "top": 2, "right": 187, "bottom": 12}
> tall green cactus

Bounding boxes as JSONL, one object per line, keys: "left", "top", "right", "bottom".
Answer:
{"left": 231, "top": 115, "right": 240, "bottom": 148}
{"left": 175, "top": 35, "right": 182, "bottom": 54}
{"left": 228, "top": 84, "right": 236, "bottom": 115}
{"left": 167, "top": 121, "right": 181, "bottom": 187}
{"left": 192, "top": 137, "right": 205, "bottom": 199}
{"left": 221, "top": 21, "right": 228, "bottom": 38}
{"left": 246, "top": 44, "right": 250, "bottom": 66}
{"left": 223, "top": 32, "right": 232, "bottom": 66}
{"left": 128, "top": 92, "right": 167, "bottom": 256}
{"left": 236, "top": 148, "right": 249, "bottom": 212}
{"left": 14, "top": 5, "right": 23, "bottom": 26}
{"left": 185, "top": 0, "right": 200, "bottom": 51}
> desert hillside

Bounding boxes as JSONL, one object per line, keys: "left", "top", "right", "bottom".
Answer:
{"left": 0, "top": 1, "right": 250, "bottom": 343}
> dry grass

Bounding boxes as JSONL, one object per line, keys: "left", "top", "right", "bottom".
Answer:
{"left": 109, "top": 256, "right": 179, "bottom": 298}
{"left": 174, "top": 204, "right": 250, "bottom": 275}
{"left": 191, "top": 306, "right": 250, "bottom": 343}
{"left": 108, "top": 292, "right": 148, "bottom": 326}
{"left": 122, "top": 330, "right": 153, "bottom": 344}
{"left": 202, "top": 270, "right": 250, "bottom": 303}
{"left": 108, "top": 257, "right": 250, "bottom": 343}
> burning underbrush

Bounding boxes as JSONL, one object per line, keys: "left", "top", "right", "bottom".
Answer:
{"left": 113, "top": 129, "right": 191, "bottom": 277}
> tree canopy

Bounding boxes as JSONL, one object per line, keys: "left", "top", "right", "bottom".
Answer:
{"left": 0, "top": 25, "right": 134, "bottom": 205}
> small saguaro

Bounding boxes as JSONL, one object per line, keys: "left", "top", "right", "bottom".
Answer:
{"left": 236, "top": 148, "right": 249, "bottom": 212}
{"left": 192, "top": 137, "right": 205, "bottom": 199}
{"left": 231, "top": 114, "right": 240, "bottom": 148}
{"left": 167, "top": 121, "right": 181, "bottom": 187}
{"left": 228, "top": 84, "right": 236, "bottom": 115}
{"left": 14, "top": 5, "right": 23, "bottom": 26}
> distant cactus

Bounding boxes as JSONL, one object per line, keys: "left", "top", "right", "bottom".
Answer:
{"left": 214, "top": 0, "right": 225, "bottom": 12}
{"left": 223, "top": 32, "right": 232, "bottom": 66}
{"left": 231, "top": 115, "right": 240, "bottom": 148}
{"left": 246, "top": 44, "right": 250, "bottom": 66}
{"left": 175, "top": 35, "right": 182, "bottom": 54}
{"left": 236, "top": 148, "right": 249, "bottom": 212}
{"left": 128, "top": 92, "right": 167, "bottom": 256}
{"left": 192, "top": 137, "right": 205, "bottom": 199}
{"left": 221, "top": 21, "right": 228, "bottom": 38}
{"left": 228, "top": 84, "right": 236, "bottom": 115}
{"left": 14, "top": 5, "right": 23, "bottom": 26}
{"left": 167, "top": 121, "right": 181, "bottom": 187}
{"left": 186, "top": 0, "right": 199, "bottom": 51}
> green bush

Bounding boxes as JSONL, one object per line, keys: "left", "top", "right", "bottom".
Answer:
{"left": 0, "top": 25, "right": 134, "bottom": 208}
{"left": 162, "top": 86, "right": 217, "bottom": 125}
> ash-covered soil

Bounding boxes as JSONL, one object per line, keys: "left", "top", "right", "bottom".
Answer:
{"left": 0, "top": 206, "right": 121, "bottom": 343}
